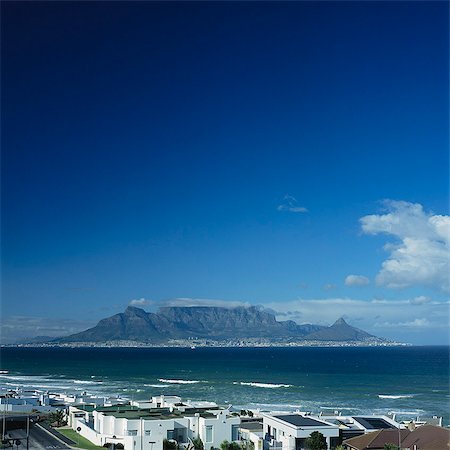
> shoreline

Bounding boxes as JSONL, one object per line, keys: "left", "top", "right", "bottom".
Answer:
{"left": 2, "top": 339, "right": 411, "bottom": 348}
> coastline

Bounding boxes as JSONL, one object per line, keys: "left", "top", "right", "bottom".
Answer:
{"left": 3, "top": 338, "right": 411, "bottom": 348}
{"left": 2, "top": 345, "right": 447, "bottom": 425}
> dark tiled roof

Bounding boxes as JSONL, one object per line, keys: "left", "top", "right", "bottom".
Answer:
{"left": 273, "top": 415, "right": 329, "bottom": 427}
{"left": 401, "top": 425, "right": 450, "bottom": 450}
{"left": 344, "top": 429, "right": 409, "bottom": 450}
{"left": 345, "top": 426, "right": 450, "bottom": 450}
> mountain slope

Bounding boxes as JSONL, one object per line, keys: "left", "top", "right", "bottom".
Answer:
{"left": 59, "top": 306, "right": 324, "bottom": 342}
{"left": 304, "top": 317, "right": 377, "bottom": 341}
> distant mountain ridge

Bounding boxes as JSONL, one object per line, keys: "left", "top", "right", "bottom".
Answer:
{"left": 305, "top": 317, "right": 374, "bottom": 341}
{"left": 56, "top": 306, "right": 383, "bottom": 344}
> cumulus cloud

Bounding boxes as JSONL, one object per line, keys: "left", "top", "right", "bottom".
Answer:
{"left": 277, "top": 195, "right": 308, "bottom": 213}
{"left": 161, "top": 297, "right": 251, "bottom": 308}
{"left": 129, "top": 298, "right": 153, "bottom": 307}
{"left": 360, "top": 200, "right": 450, "bottom": 293}
{"left": 345, "top": 275, "right": 370, "bottom": 287}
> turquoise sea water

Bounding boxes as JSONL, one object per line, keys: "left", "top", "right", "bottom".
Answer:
{"left": 1, "top": 346, "right": 448, "bottom": 424}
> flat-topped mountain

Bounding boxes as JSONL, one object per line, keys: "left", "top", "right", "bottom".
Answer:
{"left": 59, "top": 306, "right": 324, "bottom": 342}
{"left": 57, "top": 306, "right": 382, "bottom": 344}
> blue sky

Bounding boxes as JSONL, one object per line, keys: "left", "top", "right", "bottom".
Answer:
{"left": 2, "top": 1, "right": 448, "bottom": 344}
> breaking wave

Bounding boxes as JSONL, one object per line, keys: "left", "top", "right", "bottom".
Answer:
{"left": 378, "top": 394, "right": 415, "bottom": 399}
{"left": 158, "top": 379, "right": 203, "bottom": 384}
{"left": 235, "top": 382, "right": 292, "bottom": 389}
{"left": 73, "top": 379, "right": 99, "bottom": 384}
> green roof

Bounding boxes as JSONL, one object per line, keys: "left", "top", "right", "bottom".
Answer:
{"left": 72, "top": 404, "right": 223, "bottom": 420}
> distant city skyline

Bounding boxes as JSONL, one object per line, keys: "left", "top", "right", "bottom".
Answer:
{"left": 2, "top": 1, "right": 448, "bottom": 345}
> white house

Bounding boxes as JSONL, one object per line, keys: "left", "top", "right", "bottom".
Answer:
{"left": 69, "top": 400, "right": 241, "bottom": 450}
{"left": 262, "top": 413, "right": 340, "bottom": 450}
{"left": 239, "top": 420, "right": 264, "bottom": 450}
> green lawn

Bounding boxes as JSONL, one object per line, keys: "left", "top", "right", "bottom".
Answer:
{"left": 56, "top": 428, "right": 104, "bottom": 450}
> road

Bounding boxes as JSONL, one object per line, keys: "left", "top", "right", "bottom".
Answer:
{"left": 6, "top": 424, "right": 71, "bottom": 450}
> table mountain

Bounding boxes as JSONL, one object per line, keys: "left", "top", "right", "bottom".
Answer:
{"left": 57, "top": 306, "right": 380, "bottom": 343}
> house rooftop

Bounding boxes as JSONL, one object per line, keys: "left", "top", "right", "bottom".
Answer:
{"left": 90, "top": 405, "right": 221, "bottom": 420}
{"left": 344, "top": 429, "right": 409, "bottom": 450}
{"left": 240, "top": 421, "right": 263, "bottom": 432}
{"left": 102, "top": 410, "right": 183, "bottom": 420}
{"left": 73, "top": 404, "right": 134, "bottom": 413}
{"left": 401, "top": 424, "right": 450, "bottom": 450}
{"left": 352, "top": 417, "right": 396, "bottom": 430}
{"left": 273, "top": 415, "right": 330, "bottom": 428}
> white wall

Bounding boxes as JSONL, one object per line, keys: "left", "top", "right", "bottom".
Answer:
{"left": 75, "top": 419, "right": 104, "bottom": 447}
{"left": 199, "top": 411, "right": 240, "bottom": 449}
{"left": 263, "top": 415, "right": 339, "bottom": 450}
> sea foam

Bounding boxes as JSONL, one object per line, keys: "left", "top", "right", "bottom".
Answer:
{"left": 378, "top": 394, "right": 415, "bottom": 399}
{"left": 158, "top": 379, "right": 203, "bottom": 384}
{"left": 235, "top": 381, "right": 292, "bottom": 389}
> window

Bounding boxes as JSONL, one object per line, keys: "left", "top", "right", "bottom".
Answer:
{"left": 127, "top": 430, "right": 138, "bottom": 437}
{"left": 272, "top": 428, "right": 277, "bottom": 440}
{"left": 205, "top": 425, "right": 213, "bottom": 443}
{"left": 145, "top": 431, "right": 152, "bottom": 436}
{"left": 231, "top": 425, "right": 240, "bottom": 441}
{"left": 167, "top": 431, "right": 174, "bottom": 440}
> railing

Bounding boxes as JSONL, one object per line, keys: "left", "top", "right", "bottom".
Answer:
{"left": 268, "top": 440, "right": 283, "bottom": 450}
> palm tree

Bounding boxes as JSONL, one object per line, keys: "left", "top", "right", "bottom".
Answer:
{"left": 49, "top": 410, "right": 66, "bottom": 427}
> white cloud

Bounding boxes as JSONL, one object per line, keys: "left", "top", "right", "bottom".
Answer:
{"left": 262, "top": 297, "right": 449, "bottom": 344}
{"left": 360, "top": 200, "right": 450, "bottom": 293}
{"left": 374, "top": 318, "right": 431, "bottom": 328}
{"left": 129, "top": 298, "right": 153, "bottom": 307}
{"left": 161, "top": 297, "right": 251, "bottom": 308}
{"left": 277, "top": 195, "right": 308, "bottom": 213}
{"left": 345, "top": 275, "right": 370, "bottom": 287}
{"left": 409, "top": 295, "right": 431, "bottom": 305}
{"left": 323, "top": 283, "right": 337, "bottom": 291}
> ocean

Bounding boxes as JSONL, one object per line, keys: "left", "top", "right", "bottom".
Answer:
{"left": 1, "top": 346, "right": 449, "bottom": 425}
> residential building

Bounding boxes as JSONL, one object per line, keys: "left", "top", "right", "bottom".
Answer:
{"left": 262, "top": 413, "right": 340, "bottom": 450}
{"left": 319, "top": 415, "right": 400, "bottom": 441}
{"left": 68, "top": 397, "right": 240, "bottom": 450}
{"left": 239, "top": 419, "right": 264, "bottom": 450}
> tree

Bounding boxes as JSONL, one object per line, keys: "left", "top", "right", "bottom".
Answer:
{"left": 163, "top": 440, "right": 177, "bottom": 450}
{"left": 383, "top": 445, "right": 399, "bottom": 450}
{"left": 304, "top": 431, "right": 327, "bottom": 450}
{"left": 48, "top": 410, "right": 66, "bottom": 427}
{"left": 192, "top": 437, "right": 204, "bottom": 450}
